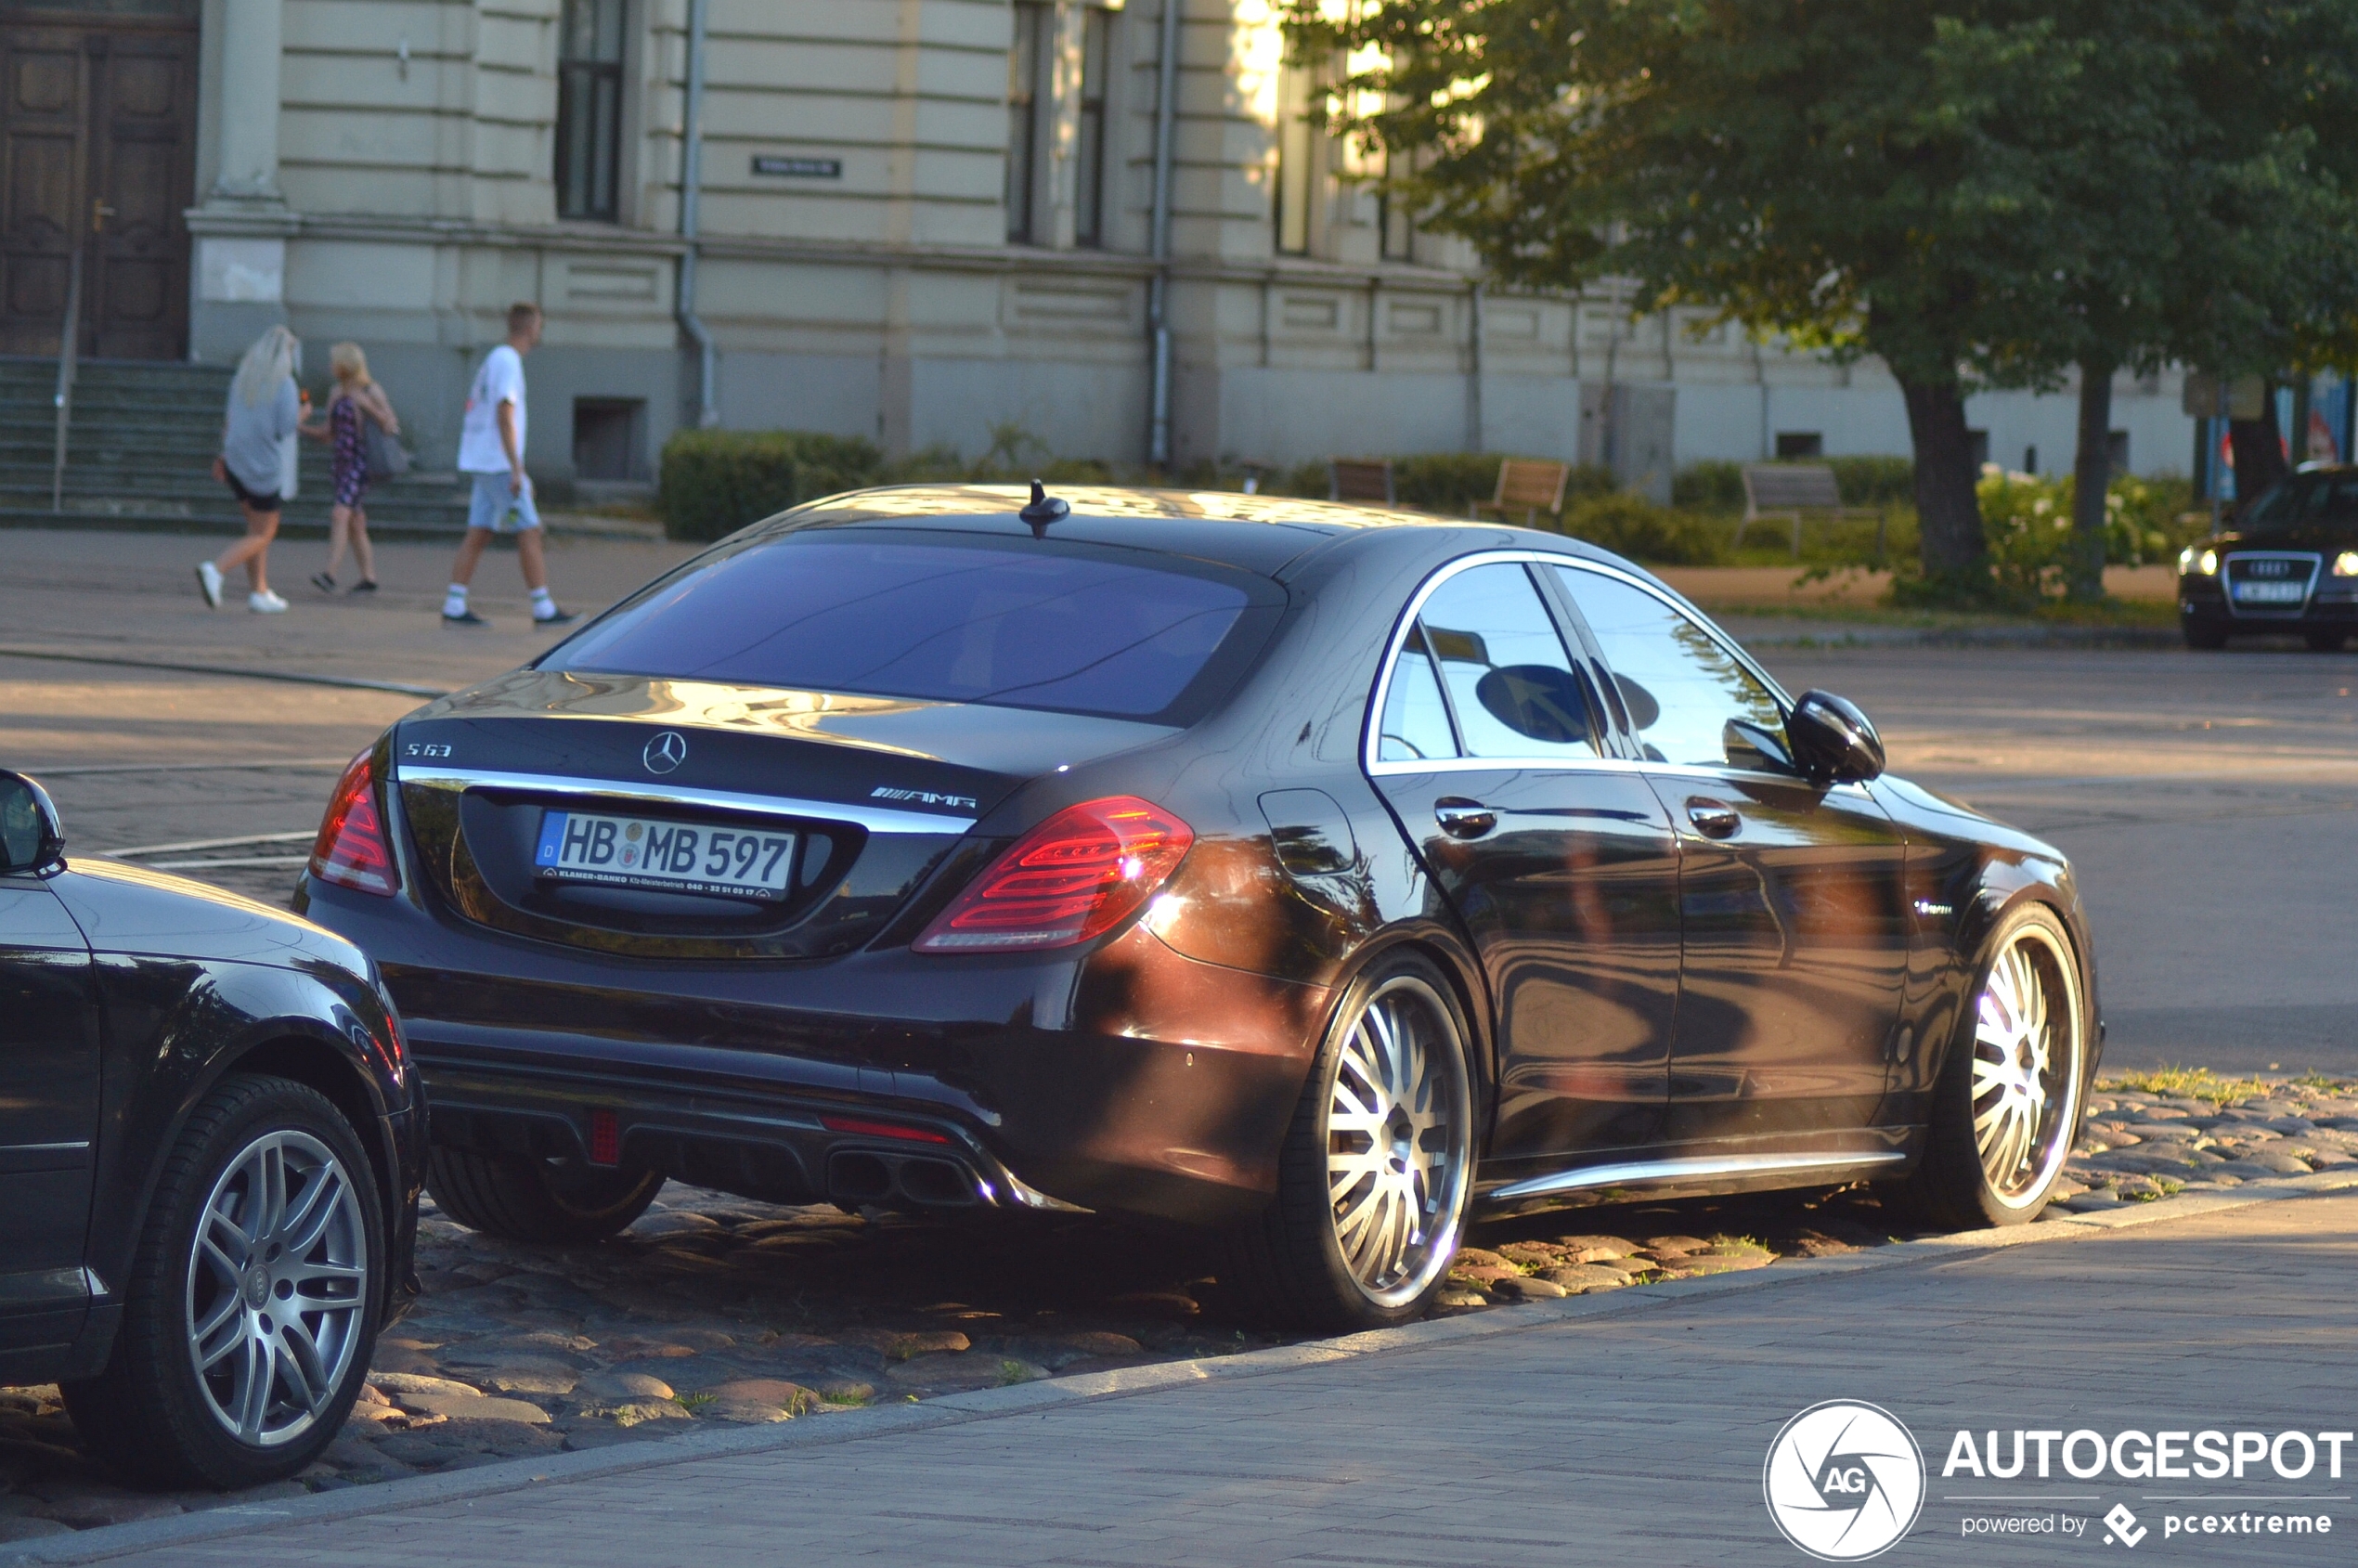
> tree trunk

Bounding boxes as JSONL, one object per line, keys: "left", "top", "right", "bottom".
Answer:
{"left": 2228, "top": 382, "right": 2290, "bottom": 512}
{"left": 2068, "top": 359, "right": 2113, "bottom": 603}
{"left": 1900, "top": 378, "right": 1987, "bottom": 582}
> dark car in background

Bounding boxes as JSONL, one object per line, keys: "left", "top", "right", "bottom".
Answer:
{"left": 298, "top": 485, "right": 2099, "bottom": 1331}
{"left": 0, "top": 771, "right": 420, "bottom": 1488}
{"left": 2178, "top": 464, "right": 2358, "bottom": 649}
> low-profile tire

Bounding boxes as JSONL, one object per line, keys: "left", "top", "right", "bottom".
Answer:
{"left": 2305, "top": 632, "right": 2348, "bottom": 653}
{"left": 1219, "top": 950, "right": 1475, "bottom": 1332}
{"left": 2182, "top": 620, "right": 2229, "bottom": 651}
{"left": 1900, "top": 905, "right": 2089, "bottom": 1231}
{"left": 63, "top": 1075, "right": 384, "bottom": 1490}
{"left": 425, "top": 1147, "right": 664, "bottom": 1244}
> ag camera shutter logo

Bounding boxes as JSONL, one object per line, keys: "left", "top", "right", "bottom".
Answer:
{"left": 1764, "top": 1400, "right": 1926, "bottom": 1561}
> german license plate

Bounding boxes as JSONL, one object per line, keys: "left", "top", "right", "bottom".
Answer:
{"left": 533, "top": 810, "right": 795, "bottom": 900}
{"left": 2233, "top": 579, "right": 2306, "bottom": 603}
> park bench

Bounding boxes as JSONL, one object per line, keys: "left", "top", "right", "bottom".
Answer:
{"left": 1736, "top": 462, "right": 1887, "bottom": 560}
{"left": 1470, "top": 458, "right": 1572, "bottom": 527}
{"left": 1328, "top": 458, "right": 1395, "bottom": 505}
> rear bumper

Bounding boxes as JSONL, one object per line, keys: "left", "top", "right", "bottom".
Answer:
{"left": 304, "top": 878, "right": 1327, "bottom": 1228}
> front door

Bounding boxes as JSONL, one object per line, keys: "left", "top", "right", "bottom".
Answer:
{"left": 1548, "top": 564, "right": 1911, "bottom": 1145}
{"left": 1365, "top": 556, "right": 1682, "bottom": 1173}
{"left": 0, "top": 875, "right": 97, "bottom": 1343}
{"left": 0, "top": 7, "right": 197, "bottom": 358}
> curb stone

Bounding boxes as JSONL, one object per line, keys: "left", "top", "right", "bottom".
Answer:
{"left": 7, "top": 1169, "right": 2353, "bottom": 1567}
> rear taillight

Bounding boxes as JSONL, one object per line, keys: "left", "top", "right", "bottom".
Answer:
{"left": 310, "top": 750, "right": 397, "bottom": 897}
{"left": 913, "top": 796, "right": 1193, "bottom": 952}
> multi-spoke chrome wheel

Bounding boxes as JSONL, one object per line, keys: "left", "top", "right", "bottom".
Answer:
{"left": 1968, "top": 924, "right": 2083, "bottom": 1208}
{"left": 1323, "top": 974, "right": 1471, "bottom": 1307}
{"left": 186, "top": 1129, "right": 371, "bottom": 1447}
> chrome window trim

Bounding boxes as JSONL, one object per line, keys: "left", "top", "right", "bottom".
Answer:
{"left": 395, "top": 767, "right": 974, "bottom": 835}
{"left": 1361, "top": 551, "right": 1796, "bottom": 775}
{"left": 2222, "top": 550, "right": 2323, "bottom": 619}
{"left": 1485, "top": 1148, "right": 1904, "bottom": 1203}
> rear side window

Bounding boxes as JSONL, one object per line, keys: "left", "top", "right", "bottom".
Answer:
{"left": 547, "top": 534, "right": 1272, "bottom": 723}
{"left": 1372, "top": 561, "right": 1602, "bottom": 764}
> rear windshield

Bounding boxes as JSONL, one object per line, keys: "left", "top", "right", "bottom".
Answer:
{"left": 2242, "top": 472, "right": 2358, "bottom": 534}
{"left": 544, "top": 532, "right": 1277, "bottom": 724}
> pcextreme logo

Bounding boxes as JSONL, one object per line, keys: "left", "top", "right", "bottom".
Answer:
{"left": 1764, "top": 1401, "right": 1928, "bottom": 1562}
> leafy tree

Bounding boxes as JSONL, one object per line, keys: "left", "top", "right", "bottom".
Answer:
{"left": 1291, "top": 0, "right": 2358, "bottom": 601}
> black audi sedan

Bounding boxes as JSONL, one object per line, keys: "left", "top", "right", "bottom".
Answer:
{"left": 2178, "top": 465, "right": 2358, "bottom": 649}
{"left": 0, "top": 771, "right": 420, "bottom": 1486}
{"left": 297, "top": 484, "right": 2097, "bottom": 1330}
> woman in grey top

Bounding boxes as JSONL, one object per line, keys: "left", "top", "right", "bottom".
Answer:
{"left": 197, "top": 325, "right": 304, "bottom": 613}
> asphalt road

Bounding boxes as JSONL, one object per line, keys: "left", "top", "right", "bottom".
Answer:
{"left": 3, "top": 525, "right": 2352, "bottom": 1074}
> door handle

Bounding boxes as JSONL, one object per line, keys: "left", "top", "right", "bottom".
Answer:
{"left": 1434, "top": 797, "right": 1496, "bottom": 840}
{"left": 1685, "top": 797, "right": 1741, "bottom": 839}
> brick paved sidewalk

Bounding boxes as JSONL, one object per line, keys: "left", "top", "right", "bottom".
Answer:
{"left": 37, "top": 1189, "right": 2357, "bottom": 1568}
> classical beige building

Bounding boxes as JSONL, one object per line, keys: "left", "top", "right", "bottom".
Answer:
{"left": 3, "top": 0, "right": 2196, "bottom": 490}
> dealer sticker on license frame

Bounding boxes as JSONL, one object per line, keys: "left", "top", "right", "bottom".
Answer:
{"left": 533, "top": 810, "right": 796, "bottom": 900}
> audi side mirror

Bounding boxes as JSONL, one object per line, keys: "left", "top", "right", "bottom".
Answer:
{"left": 0, "top": 771, "right": 66, "bottom": 876}
{"left": 1787, "top": 691, "right": 1885, "bottom": 784}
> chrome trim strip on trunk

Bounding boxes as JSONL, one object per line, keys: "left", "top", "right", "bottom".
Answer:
{"left": 1484, "top": 1149, "right": 1906, "bottom": 1203}
{"left": 395, "top": 767, "right": 975, "bottom": 836}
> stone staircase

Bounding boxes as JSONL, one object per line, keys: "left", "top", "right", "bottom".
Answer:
{"left": 0, "top": 355, "right": 475, "bottom": 538}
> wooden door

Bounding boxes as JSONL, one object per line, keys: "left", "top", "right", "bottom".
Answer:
{"left": 0, "top": 8, "right": 195, "bottom": 359}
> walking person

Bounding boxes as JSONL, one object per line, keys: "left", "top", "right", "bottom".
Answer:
{"left": 304, "top": 342, "right": 395, "bottom": 595}
{"left": 197, "top": 325, "right": 303, "bottom": 613}
{"left": 442, "top": 302, "right": 574, "bottom": 628}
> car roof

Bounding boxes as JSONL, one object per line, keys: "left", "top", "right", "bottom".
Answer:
{"left": 764, "top": 483, "right": 1618, "bottom": 578}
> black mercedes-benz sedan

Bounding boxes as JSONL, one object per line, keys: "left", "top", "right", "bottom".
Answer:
{"left": 298, "top": 484, "right": 2098, "bottom": 1330}
{"left": 2178, "top": 465, "right": 2358, "bottom": 649}
{"left": 0, "top": 771, "right": 421, "bottom": 1487}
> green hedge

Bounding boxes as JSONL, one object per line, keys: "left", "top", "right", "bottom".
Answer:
{"left": 658, "top": 430, "right": 886, "bottom": 543}
{"left": 1557, "top": 492, "right": 1729, "bottom": 565}
{"left": 1675, "top": 455, "right": 1918, "bottom": 513}
{"left": 1275, "top": 452, "right": 1616, "bottom": 518}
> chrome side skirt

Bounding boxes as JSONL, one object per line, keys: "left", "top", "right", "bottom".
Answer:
{"left": 1485, "top": 1148, "right": 1906, "bottom": 1205}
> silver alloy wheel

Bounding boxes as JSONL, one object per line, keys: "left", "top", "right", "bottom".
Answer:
{"left": 185, "top": 1129, "right": 371, "bottom": 1447}
{"left": 1970, "top": 925, "right": 2084, "bottom": 1207}
{"left": 1324, "top": 974, "right": 1471, "bottom": 1306}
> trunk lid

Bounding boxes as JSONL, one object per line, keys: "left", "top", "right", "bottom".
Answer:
{"left": 391, "top": 669, "right": 1175, "bottom": 961}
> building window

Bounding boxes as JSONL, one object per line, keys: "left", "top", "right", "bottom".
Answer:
{"left": 1774, "top": 432, "right": 1823, "bottom": 460}
{"left": 573, "top": 397, "right": 645, "bottom": 482}
{"left": 1073, "top": 7, "right": 1111, "bottom": 248}
{"left": 1006, "top": 2, "right": 1050, "bottom": 243}
{"left": 555, "top": 0, "right": 626, "bottom": 222}
{"left": 1274, "top": 61, "right": 1316, "bottom": 256}
{"left": 1378, "top": 150, "right": 1415, "bottom": 262}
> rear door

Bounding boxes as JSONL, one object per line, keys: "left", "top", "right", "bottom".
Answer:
{"left": 0, "top": 874, "right": 97, "bottom": 1343}
{"left": 1548, "top": 564, "right": 1910, "bottom": 1144}
{"left": 1364, "top": 555, "right": 1681, "bottom": 1172}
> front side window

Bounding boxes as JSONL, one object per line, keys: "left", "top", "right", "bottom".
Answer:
{"left": 556, "top": 0, "right": 626, "bottom": 222}
{"left": 1406, "top": 563, "right": 1601, "bottom": 761}
{"left": 1552, "top": 567, "right": 1785, "bottom": 769}
{"left": 1005, "top": 2, "right": 1050, "bottom": 243}
{"left": 547, "top": 534, "right": 1273, "bottom": 725}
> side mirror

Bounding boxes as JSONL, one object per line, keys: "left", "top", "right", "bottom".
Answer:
{"left": 0, "top": 771, "right": 66, "bottom": 875}
{"left": 1786, "top": 691, "right": 1885, "bottom": 784}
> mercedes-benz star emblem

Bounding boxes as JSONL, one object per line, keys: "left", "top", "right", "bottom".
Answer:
{"left": 642, "top": 732, "right": 688, "bottom": 774}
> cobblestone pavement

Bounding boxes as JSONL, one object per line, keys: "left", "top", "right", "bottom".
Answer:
{"left": 5, "top": 1074, "right": 2354, "bottom": 1538}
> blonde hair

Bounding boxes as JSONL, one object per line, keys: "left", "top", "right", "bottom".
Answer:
{"left": 329, "top": 342, "right": 371, "bottom": 388}
{"left": 231, "top": 325, "right": 300, "bottom": 408}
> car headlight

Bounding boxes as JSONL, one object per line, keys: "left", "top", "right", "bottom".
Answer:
{"left": 2334, "top": 551, "right": 2358, "bottom": 577}
{"left": 2179, "top": 547, "right": 2219, "bottom": 577}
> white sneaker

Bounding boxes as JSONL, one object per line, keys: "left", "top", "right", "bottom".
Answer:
{"left": 248, "top": 590, "right": 289, "bottom": 614}
{"left": 195, "top": 562, "right": 223, "bottom": 609}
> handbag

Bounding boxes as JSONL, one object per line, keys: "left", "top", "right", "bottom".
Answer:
{"left": 362, "top": 402, "right": 413, "bottom": 478}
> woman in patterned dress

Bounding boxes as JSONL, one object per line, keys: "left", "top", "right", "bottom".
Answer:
{"left": 307, "top": 342, "right": 398, "bottom": 594}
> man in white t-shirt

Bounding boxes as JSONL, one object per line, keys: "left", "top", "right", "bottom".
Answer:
{"left": 441, "top": 302, "right": 575, "bottom": 627}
